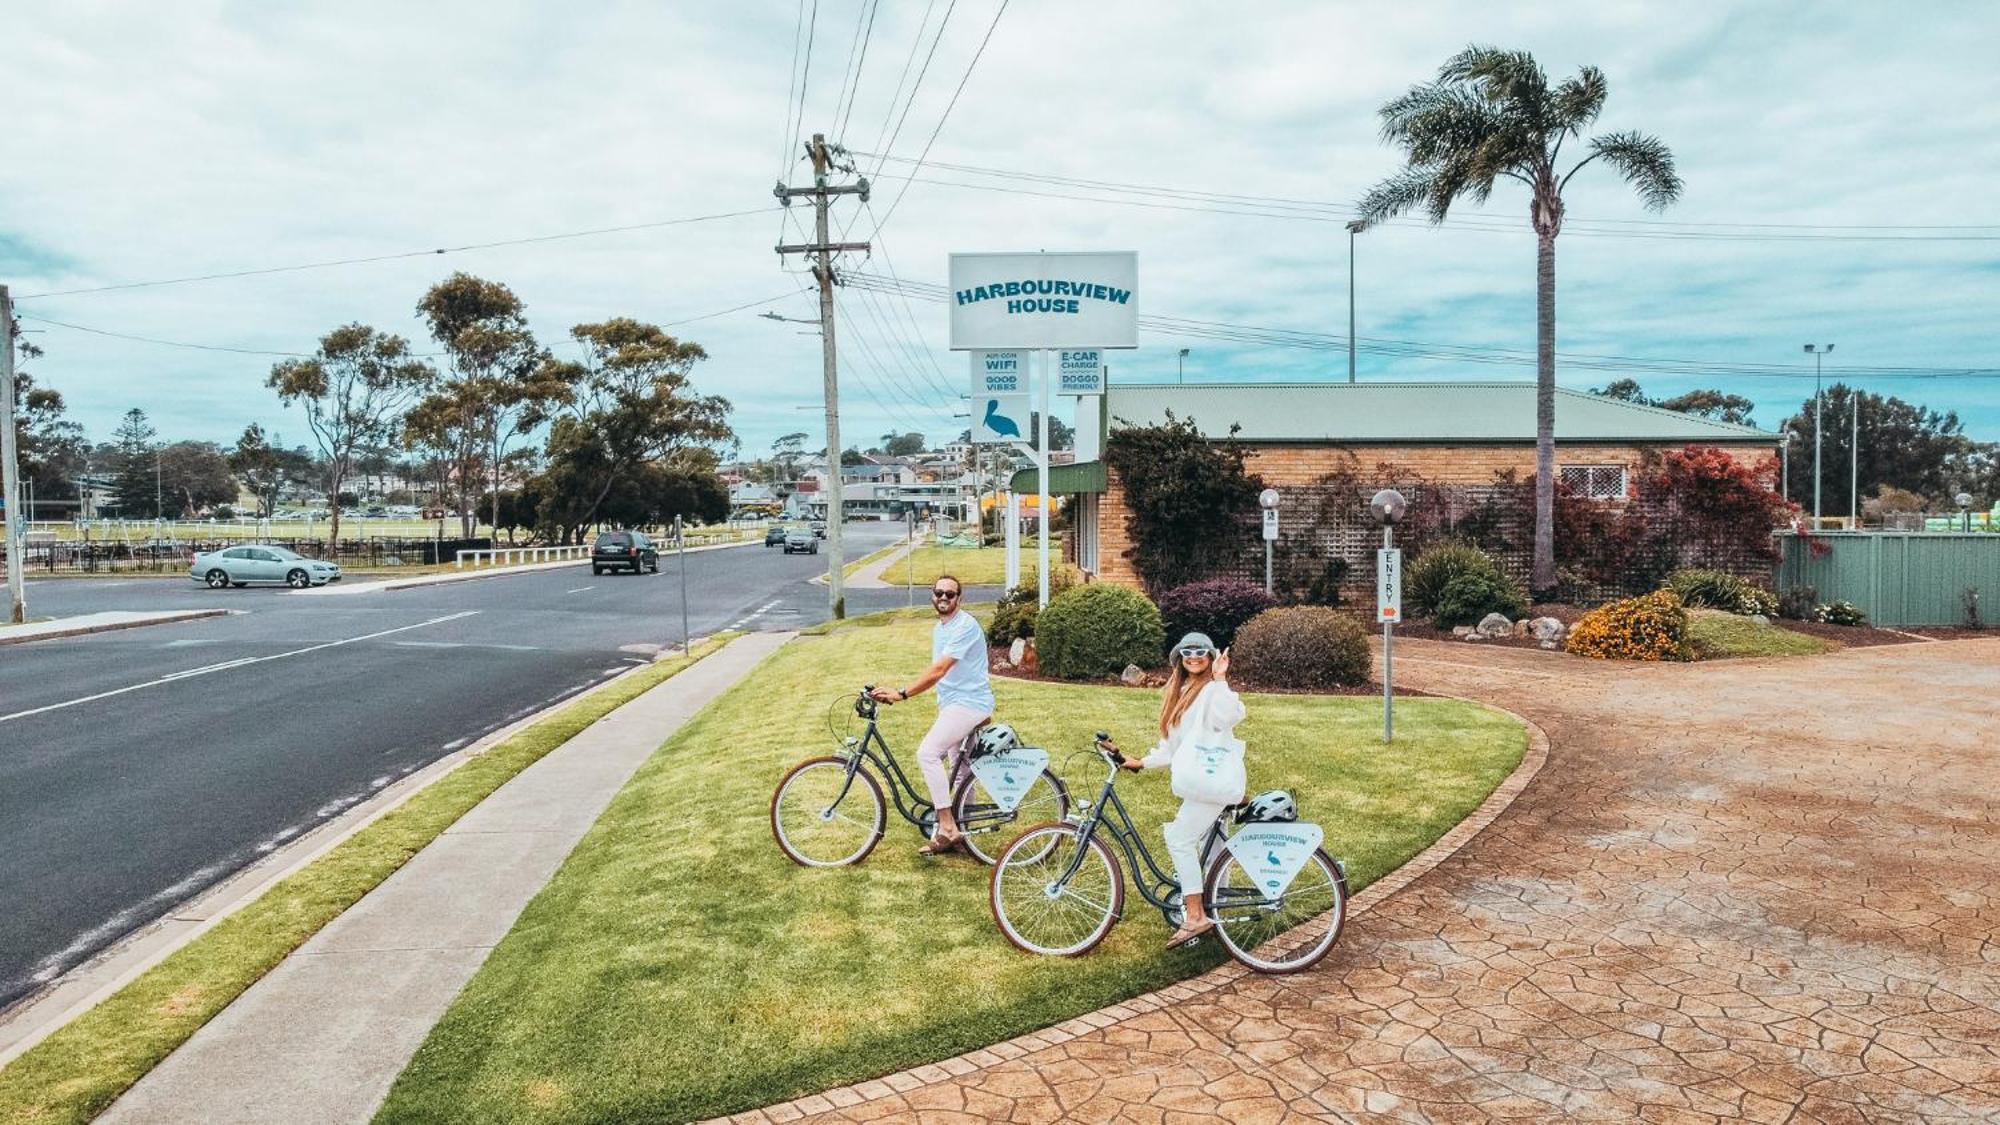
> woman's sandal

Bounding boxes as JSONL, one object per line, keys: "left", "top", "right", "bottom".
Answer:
{"left": 917, "top": 832, "right": 965, "bottom": 857}
{"left": 1165, "top": 919, "right": 1216, "bottom": 948}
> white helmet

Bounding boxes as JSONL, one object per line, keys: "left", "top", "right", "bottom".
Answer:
{"left": 1236, "top": 789, "right": 1298, "bottom": 824}
{"left": 970, "top": 723, "right": 1021, "bottom": 759}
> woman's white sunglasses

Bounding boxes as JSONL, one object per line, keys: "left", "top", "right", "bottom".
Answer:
{"left": 1177, "top": 647, "right": 1213, "bottom": 660}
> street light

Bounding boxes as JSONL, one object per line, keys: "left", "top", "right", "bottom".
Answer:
{"left": 1957, "top": 492, "right": 1974, "bottom": 533}
{"left": 1176, "top": 348, "right": 1189, "bottom": 384}
{"left": 1258, "top": 487, "right": 1280, "bottom": 595}
{"left": 1369, "top": 488, "right": 1406, "bottom": 743}
{"left": 1804, "top": 344, "right": 1833, "bottom": 530}
{"left": 1346, "top": 220, "right": 1366, "bottom": 383}
{"left": 1779, "top": 428, "right": 1793, "bottom": 503}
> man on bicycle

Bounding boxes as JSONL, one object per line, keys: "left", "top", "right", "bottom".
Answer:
{"left": 871, "top": 574, "right": 992, "bottom": 856}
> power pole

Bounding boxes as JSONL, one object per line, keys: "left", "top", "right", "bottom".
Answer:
{"left": 775, "top": 133, "right": 870, "bottom": 619}
{"left": 1, "top": 285, "right": 25, "bottom": 623}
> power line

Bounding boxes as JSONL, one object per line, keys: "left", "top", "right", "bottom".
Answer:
{"left": 18, "top": 206, "right": 785, "bottom": 300}
{"left": 869, "top": 0, "right": 955, "bottom": 178}
{"left": 865, "top": 0, "right": 940, "bottom": 161}
{"left": 833, "top": 0, "right": 881, "bottom": 144}
{"left": 864, "top": 0, "right": 1008, "bottom": 242}
{"left": 779, "top": 0, "right": 809, "bottom": 179}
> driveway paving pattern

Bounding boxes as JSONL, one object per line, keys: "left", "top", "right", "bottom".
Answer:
{"left": 768, "top": 638, "right": 2000, "bottom": 1123}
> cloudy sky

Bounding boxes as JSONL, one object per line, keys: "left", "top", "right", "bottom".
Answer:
{"left": 6, "top": 1, "right": 1998, "bottom": 463}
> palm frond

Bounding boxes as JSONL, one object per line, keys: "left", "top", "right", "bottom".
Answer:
{"left": 1549, "top": 66, "right": 1607, "bottom": 133}
{"left": 1441, "top": 44, "right": 1548, "bottom": 111}
{"left": 1579, "top": 130, "right": 1683, "bottom": 209}
{"left": 1354, "top": 167, "right": 1439, "bottom": 227}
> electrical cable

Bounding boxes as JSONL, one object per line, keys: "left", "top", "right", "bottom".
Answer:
{"left": 833, "top": 0, "right": 881, "bottom": 144}
{"left": 864, "top": 0, "right": 1008, "bottom": 243}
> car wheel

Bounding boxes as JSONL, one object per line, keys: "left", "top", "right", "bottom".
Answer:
{"left": 206, "top": 569, "right": 230, "bottom": 589}
{"left": 592, "top": 567, "right": 603, "bottom": 576}
{"left": 286, "top": 569, "right": 311, "bottom": 589}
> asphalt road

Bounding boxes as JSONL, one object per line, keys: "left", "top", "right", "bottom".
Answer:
{"left": 0, "top": 523, "right": 976, "bottom": 1011}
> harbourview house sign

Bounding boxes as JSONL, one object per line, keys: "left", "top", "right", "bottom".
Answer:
{"left": 948, "top": 251, "right": 1139, "bottom": 350}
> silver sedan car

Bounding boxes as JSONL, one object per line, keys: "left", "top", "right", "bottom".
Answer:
{"left": 189, "top": 545, "right": 343, "bottom": 589}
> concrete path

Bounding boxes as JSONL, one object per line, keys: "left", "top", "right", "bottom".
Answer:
{"left": 830, "top": 536, "right": 918, "bottom": 589}
{"left": 763, "top": 638, "right": 2000, "bottom": 1123}
{"left": 100, "top": 630, "right": 791, "bottom": 1125}
{"left": 0, "top": 609, "right": 228, "bottom": 646}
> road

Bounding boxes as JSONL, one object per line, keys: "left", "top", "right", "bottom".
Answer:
{"left": 0, "top": 524, "right": 969, "bottom": 1011}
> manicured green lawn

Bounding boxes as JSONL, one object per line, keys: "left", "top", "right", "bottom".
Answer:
{"left": 891, "top": 538, "right": 1047, "bottom": 588}
{"left": 1688, "top": 609, "right": 1835, "bottom": 659}
{"left": 0, "top": 637, "right": 736, "bottom": 1125}
{"left": 377, "top": 616, "right": 1527, "bottom": 1123}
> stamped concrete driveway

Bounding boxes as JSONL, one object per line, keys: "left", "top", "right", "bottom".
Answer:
{"left": 769, "top": 637, "right": 2000, "bottom": 1123}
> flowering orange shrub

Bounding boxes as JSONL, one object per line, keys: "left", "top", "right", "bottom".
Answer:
{"left": 1565, "top": 590, "right": 1692, "bottom": 662}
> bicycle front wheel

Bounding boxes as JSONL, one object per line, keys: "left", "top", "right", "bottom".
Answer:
{"left": 989, "top": 822, "right": 1124, "bottom": 956}
{"left": 770, "top": 756, "right": 886, "bottom": 867}
{"left": 953, "top": 768, "right": 1070, "bottom": 866}
{"left": 1203, "top": 846, "right": 1347, "bottom": 973}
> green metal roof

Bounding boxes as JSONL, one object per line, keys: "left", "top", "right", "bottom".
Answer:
{"left": 1105, "top": 382, "right": 1773, "bottom": 444}
{"left": 1008, "top": 460, "right": 1108, "bottom": 494}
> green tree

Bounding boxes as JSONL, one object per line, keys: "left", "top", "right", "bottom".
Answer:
{"left": 771, "top": 432, "right": 809, "bottom": 482}
{"left": 269, "top": 323, "right": 432, "bottom": 547}
{"left": 108, "top": 408, "right": 158, "bottom": 518}
{"left": 228, "top": 424, "right": 284, "bottom": 516}
{"left": 1779, "top": 386, "right": 1970, "bottom": 516}
{"left": 882, "top": 432, "right": 926, "bottom": 456}
{"left": 840, "top": 448, "right": 866, "bottom": 467}
{"left": 1591, "top": 379, "right": 1755, "bottom": 425}
{"left": 1102, "top": 412, "right": 1263, "bottom": 591}
{"left": 1357, "top": 47, "right": 1682, "bottom": 594}
{"left": 157, "top": 441, "right": 238, "bottom": 517}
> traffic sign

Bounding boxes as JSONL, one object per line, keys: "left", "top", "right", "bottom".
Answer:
{"left": 1261, "top": 508, "right": 1278, "bottom": 542}
{"left": 1376, "top": 548, "right": 1402, "bottom": 622}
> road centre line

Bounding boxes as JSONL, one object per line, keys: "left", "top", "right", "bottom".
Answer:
{"left": 0, "top": 611, "right": 482, "bottom": 725}
{"left": 565, "top": 586, "right": 595, "bottom": 594}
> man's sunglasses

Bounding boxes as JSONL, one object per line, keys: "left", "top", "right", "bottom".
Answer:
{"left": 931, "top": 588, "right": 961, "bottom": 600}
{"left": 1177, "top": 646, "right": 1213, "bottom": 660}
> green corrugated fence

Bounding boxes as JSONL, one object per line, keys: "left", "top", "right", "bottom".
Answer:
{"left": 1775, "top": 531, "right": 2000, "bottom": 626}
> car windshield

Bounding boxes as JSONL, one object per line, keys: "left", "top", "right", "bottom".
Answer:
{"left": 595, "top": 532, "right": 630, "bottom": 547}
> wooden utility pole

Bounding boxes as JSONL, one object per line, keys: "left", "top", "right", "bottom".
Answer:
{"left": 1, "top": 284, "right": 25, "bottom": 623}
{"left": 775, "top": 133, "right": 870, "bottom": 618}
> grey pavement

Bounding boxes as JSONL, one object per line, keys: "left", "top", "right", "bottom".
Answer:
{"left": 100, "top": 630, "right": 792, "bottom": 1125}
{"left": 0, "top": 522, "right": 987, "bottom": 1011}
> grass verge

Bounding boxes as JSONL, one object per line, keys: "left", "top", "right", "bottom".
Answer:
{"left": 0, "top": 635, "right": 738, "bottom": 1125}
{"left": 839, "top": 537, "right": 914, "bottom": 578}
{"left": 376, "top": 616, "right": 1527, "bottom": 1123}
{"left": 887, "top": 538, "right": 1047, "bottom": 588}
{"left": 1689, "top": 609, "right": 1836, "bottom": 659}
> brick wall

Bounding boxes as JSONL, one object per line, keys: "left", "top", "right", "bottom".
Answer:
{"left": 1093, "top": 441, "right": 1777, "bottom": 600}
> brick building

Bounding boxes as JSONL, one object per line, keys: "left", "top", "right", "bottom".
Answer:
{"left": 1012, "top": 381, "right": 1778, "bottom": 591}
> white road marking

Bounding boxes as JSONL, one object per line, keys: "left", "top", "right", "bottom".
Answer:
{"left": 0, "top": 611, "right": 481, "bottom": 725}
{"left": 566, "top": 586, "right": 596, "bottom": 594}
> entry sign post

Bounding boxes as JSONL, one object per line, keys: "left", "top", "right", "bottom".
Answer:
{"left": 1378, "top": 544, "right": 1402, "bottom": 742}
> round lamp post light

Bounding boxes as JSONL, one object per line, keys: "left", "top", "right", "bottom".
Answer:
{"left": 1258, "top": 488, "right": 1281, "bottom": 594}
{"left": 1958, "top": 492, "right": 1975, "bottom": 532}
{"left": 1369, "top": 489, "right": 1407, "bottom": 742}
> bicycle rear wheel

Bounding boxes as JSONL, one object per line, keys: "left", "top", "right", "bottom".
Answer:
{"left": 953, "top": 768, "right": 1070, "bottom": 866}
{"left": 770, "top": 756, "right": 886, "bottom": 867}
{"left": 1202, "top": 847, "right": 1347, "bottom": 973}
{"left": 989, "top": 822, "right": 1124, "bottom": 956}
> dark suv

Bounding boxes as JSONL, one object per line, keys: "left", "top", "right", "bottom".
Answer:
{"left": 592, "top": 530, "right": 659, "bottom": 575}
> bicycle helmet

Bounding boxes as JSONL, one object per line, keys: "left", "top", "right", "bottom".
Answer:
{"left": 1236, "top": 789, "right": 1299, "bottom": 824}
{"left": 968, "top": 723, "right": 1022, "bottom": 760}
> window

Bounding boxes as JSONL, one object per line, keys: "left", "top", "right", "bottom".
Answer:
{"left": 1560, "top": 464, "right": 1628, "bottom": 500}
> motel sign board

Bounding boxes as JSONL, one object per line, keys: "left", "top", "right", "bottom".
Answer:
{"left": 947, "top": 252, "right": 1138, "bottom": 350}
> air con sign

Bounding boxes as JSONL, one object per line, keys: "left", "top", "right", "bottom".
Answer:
{"left": 948, "top": 252, "right": 1138, "bottom": 350}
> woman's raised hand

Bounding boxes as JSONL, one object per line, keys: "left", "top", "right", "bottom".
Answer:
{"left": 1213, "top": 647, "right": 1230, "bottom": 681}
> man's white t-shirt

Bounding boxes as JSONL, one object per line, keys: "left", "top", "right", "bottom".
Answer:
{"left": 931, "top": 609, "right": 994, "bottom": 714}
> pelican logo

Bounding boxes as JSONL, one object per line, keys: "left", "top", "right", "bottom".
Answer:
{"left": 968, "top": 745, "right": 1050, "bottom": 814}
{"left": 982, "top": 399, "right": 1023, "bottom": 438}
{"left": 1227, "top": 821, "right": 1325, "bottom": 898}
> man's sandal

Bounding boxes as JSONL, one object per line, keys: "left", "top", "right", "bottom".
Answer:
{"left": 1165, "top": 919, "right": 1215, "bottom": 948}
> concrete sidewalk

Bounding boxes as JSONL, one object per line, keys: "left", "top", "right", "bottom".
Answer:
{"left": 100, "top": 630, "right": 792, "bottom": 1125}
{"left": 0, "top": 609, "right": 229, "bottom": 646}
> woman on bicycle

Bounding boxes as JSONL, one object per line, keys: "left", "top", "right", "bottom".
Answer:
{"left": 1106, "top": 631, "right": 1246, "bottom": 948}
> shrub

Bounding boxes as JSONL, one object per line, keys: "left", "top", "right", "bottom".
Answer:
{"left": 1156, "top": 577, "right": 1277, "bottom": 651}
{"left": 985, "top": 567, "right": 1079, "bottom": 645}
{"left": 1102, "top": 413, "right": 1263, "bottom": 591}
{"left": 1662, "top": 568, "right": 1778, "bottom": 617}
{"left": 1232, "top": 607, "right": 1371, "bottom": 689}
{"left": 1034, "top": 584, "right": 1165, "bottom": 680}
{"left": 1777, "top": 585, "right": 1819, "bottom": 621}
{"left": 1737, "top": 585, "right": 1779, "bottom": 618}
{"left": 1432, "top": 570, "right": 1528, "bottom": 628}
{"left": 1820, "top": 600, "right": 1867, "bottom": 626}
{"left": 1565, "top": 590, "right": 1692, "bottom": 661}
{"left": 1303, "top": 557, "right": 1349, "bottom": 607}
{"left": 1405, "top": 541, "right": 1495, "bottom": 616}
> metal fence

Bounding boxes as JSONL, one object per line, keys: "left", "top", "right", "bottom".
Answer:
{"left": 1775, "top": 531, "right": 2000, "bottom": 626}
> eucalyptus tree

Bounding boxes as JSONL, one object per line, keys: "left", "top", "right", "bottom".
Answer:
{"left": 1356, "top": 47, "right": 1682, "bottom": 593}
{"left": 268, "top": 324, "right": 433, "bottom": 547}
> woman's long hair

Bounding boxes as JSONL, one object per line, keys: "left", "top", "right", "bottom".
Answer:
{"left": 1158, "top": 652, "right": 1215, "bottom": 737}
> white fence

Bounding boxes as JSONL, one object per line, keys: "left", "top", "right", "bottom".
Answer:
{"left": 455, "top": 545, "right": 590, "bottom": 569}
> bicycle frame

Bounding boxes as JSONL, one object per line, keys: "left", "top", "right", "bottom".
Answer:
{"left": 1061, "top": 753, "right": 1229, "bottom": 919}
{"left": 828, "top": 689, "right": 976, "bottom": 833}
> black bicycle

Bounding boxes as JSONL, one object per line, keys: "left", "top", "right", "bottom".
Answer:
{"left": 770, "top": 685, "right": 1070, "bottom": 867}
{"left": 989, "top": 733, "right": 1348, "bottom": 973}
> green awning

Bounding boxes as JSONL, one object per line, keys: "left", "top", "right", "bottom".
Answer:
{"left": 1008, "top": 460, "right": 1107, "bottom": 494}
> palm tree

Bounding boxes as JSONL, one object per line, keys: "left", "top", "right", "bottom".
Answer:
{"left": 1355, "top": 47, "right": 1682, "bottom": 594}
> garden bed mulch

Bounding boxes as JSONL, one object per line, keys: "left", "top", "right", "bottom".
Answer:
{"left": 986, "top": 645, "right": 1432, "bottom": 697}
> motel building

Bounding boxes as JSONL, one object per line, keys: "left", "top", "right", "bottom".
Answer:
{"left": 1010, "top": 380, "right": 1778, "bottom": 589}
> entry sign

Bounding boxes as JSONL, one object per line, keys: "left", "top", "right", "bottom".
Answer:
{"left": 1377, "top": 548, "right": 1402, "bottom": 623}
{"left": 971, "top": 350, "right": 1027, "bottom": 396}
{"left": 973, "top": 394, "right": 1033, "bottom": 445}
{"left": 1226, "top": 821, "right": 1324, "bottom": 897}
{"left": 968, "top": 746, "right": 1050, "bottom": 813}
{"left": 1056, "top": 350, "right": 1105, "bottom": 395}
{"left": 1261, "top": 509, "right": 1279, "bottom": 542}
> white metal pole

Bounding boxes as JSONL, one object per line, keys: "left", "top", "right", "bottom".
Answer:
{"left": 1381, "top": 524, "right": 1393, "bottom": 743}
{"left": 1850, "top": 390, "right": 1859, "bottom": 526}
{"left": 1004, "top": 491, "right": 1020, "bottom": 589}
{"left": 1812, "top": 351, "right": 1824, "bottom": 530}
{"left": 1, "top": 285, "right": 26, "bottom": 623}
{"left": 1037, "top": 349, "right": 1051, "bottom": 608}
{"left": 676, "top": 514, "right": 689, "bottom": 657}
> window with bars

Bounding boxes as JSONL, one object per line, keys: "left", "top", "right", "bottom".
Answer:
{"left": 1560, "top": 464, "right": 1628, "bottom": 500}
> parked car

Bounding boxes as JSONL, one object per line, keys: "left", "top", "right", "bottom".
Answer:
{"left": 592, "top": 529, "right": 659, "bottom": 575}
{"left": 783, "top": 527, "right": 819, "bottom": 555}
{"left": 189, "top": 545, "right": 342, "bottom": 589}
{"left": 764, "top": 525, "right": 788, "bottom": 548}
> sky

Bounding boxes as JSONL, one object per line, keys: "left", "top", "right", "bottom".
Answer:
{"left": 5, "top": 0, "right": 1999, "bottom": 464}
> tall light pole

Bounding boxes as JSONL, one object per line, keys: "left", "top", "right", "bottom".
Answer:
{"left": 1, "top": 285, "right": 26, "bottom": 624}
{"left": 1804, "top": 344, "right": 1833, "bottom": 529}
{"left": 1346, "top": 220, "right": 1365, "bottom": 383}
{"left": 1850, "top": 386, "right": 1860, "bottom": 526}
{"left": 1176, "top": 347, "right": 1188, "bottom": 384}
{"left": 1779, "top": 428, "right": 1792, "bottom": 504}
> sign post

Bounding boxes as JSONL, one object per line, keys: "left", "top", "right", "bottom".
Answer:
{"left": 1258, "top": 488, "right": 1280, "bottom": 596}
{"left": 0, "top": 285, "right": 23, "bottom": 625}
{"left": 1369, "top": 489, "right": 1408, "bottom": 744}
